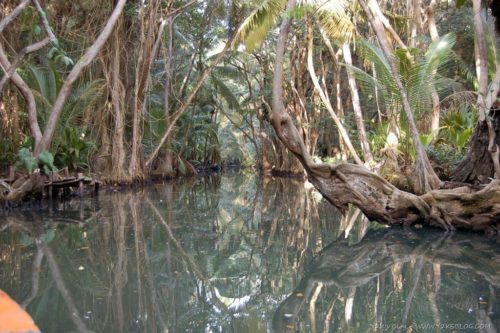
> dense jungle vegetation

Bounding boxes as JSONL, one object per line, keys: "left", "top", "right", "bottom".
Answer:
{"left": 0, "top": 0, "right": 499, "bottom": 231}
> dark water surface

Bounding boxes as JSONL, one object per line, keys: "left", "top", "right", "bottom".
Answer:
{"left": 0, "top": 174, "right": 498, "bottom": 332}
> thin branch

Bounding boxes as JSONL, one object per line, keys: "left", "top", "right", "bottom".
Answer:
{"left": 0, "top": 44, "right": 43, "bottom": 143}
{"left": 31, "top": 0, "right": 57, "bottom": 43}
{"left": 166, "top": 0, "right": 198, "bottom": 19}
{"left": 0, "top": 37, "right": 50, "bottom": 95}
{"left": 0, "top": 0, "right": 30, "bottom": 33}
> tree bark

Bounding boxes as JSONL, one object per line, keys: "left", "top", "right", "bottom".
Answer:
{"left": 426, "top": 0, "right": 441, "bottom": 138}
{"left": 0, "top": 37, "right": 50, "bottom": 96}
{"left": 0, "top": 1, "right": 43, "bottom": 147}
{"left": 0, "top": 45, "right": 43, "bottom": 146}
{"left": 164, "top": 16, "right": 174, "bottom": 123}
{"left": 110, "top": 19, "right": 128, "bottom": 183}
{"left": 473, "top": 0, "right": 489, "bottom": 111}
{"left": 454, "top": 107, "right": 500, "bottom": 183}
{"left": 0, "top": 0, "right": 30, "bottom": 34}
{"left": 342, "top": 42, "right": 374, "bottom": 164}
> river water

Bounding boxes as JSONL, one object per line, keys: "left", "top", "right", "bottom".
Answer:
{"left": 0, "top": 173, "right": 498, "bottom": 332}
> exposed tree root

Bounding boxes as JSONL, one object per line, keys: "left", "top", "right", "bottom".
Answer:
{"left": 309, "top": 163, "right": 500, "bottom": 233}
{"left": 0, "top": 173, "right": 45, "bottom": 203}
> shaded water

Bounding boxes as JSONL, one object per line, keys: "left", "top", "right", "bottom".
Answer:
{"left": 0, "top": 174, "right": 498, "bottom": 332}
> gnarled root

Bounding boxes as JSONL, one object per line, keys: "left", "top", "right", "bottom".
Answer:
{"left": 308, "top": 163, "right": 500, "bottom": 234}
{"left": 0, "top": 173, "right": 45, "bottom": 204}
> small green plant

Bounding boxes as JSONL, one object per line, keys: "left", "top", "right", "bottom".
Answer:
{"left": 38, "top": 151, "right": 58, "bottom": 175}
{"left": 437, "top": 106, "right": 476, "bottom": 151}
{"left": 17, "top": 148, "right": 38, "bottom": 173}
{"left": 55, "top": 128, "right": 96, "bottom": 171}
{"left": 16, "top": 148, "right": 57, "bottom": 175}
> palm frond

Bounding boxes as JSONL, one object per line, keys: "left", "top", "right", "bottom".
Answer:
{"left": 233, "top": 0, "right": 286, "bottom": 52}
{"left": 211, "top": 75, "right": 240, "bottom": 109}
{"left": 213, "top": 65, "right": 246, "bottom": 82}
{"left": 311, "top": 0, "right": 355, "bottom": 42}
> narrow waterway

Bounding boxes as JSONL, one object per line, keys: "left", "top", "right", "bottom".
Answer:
{"left": 0, "top": 174, "right": 498, "bottom": 332}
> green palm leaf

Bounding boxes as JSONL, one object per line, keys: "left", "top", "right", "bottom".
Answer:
{"left": 233, "top": 0, "right": 286, "bottom": 52}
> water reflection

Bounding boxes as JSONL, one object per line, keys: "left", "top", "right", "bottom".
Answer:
{"left": 0, "top": 174, "right": 498, "bottom": 332}
{"left": 274, "top": 229, "right": 500, "bottom": 333}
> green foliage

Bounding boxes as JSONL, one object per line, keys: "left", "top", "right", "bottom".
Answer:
{"left": 313, "top": 0, "right": 355, "bottom": 42}
{"left": 16, "top": 148, "right": 57, "bottom": 175}
{"left": 456, "top": 0, "right": 467, "bottom": 8}
{"left": 234, "top": 0, "right": 286, "bottom": 52}
{"left": 176, "top": 155, "right": 187, "bottom": 175}
{"left": 0, "top": 140, "right": 18, "bottom": 168}
{"left": 346, "top": 33, "right": 460, "bottom": 122}
{"left": 39, "top": 151, "right": 58, "bottom": 175}
{"left": 436, "top": 106, "right": 476, "bottom": 151}
{"left": 55, "top": 128, "right": 96, "bottom": 171}
{"left": 426, "top": 144, "right": 464, "bottom": 177}
{"left": 368, "top": 121, "right": 395, "bottom": 154}
{"left": 47, "top": 46, "right": 74, "bottom": 67}
{"left": 17, "top": 148, "right": 38, "bottom": 174}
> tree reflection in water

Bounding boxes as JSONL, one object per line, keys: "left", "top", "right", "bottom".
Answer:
{"left": 274, "top": 229, "right": 500, "bottom": 332}
{"left": 0, "top": 174, "right": 498, "bottom": 332}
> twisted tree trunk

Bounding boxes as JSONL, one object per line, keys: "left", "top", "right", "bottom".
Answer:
{"left": 270, "top": 0, "right": 500, "bottom": 233}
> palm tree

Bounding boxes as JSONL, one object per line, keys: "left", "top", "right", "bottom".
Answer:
{"left": 357, "top": 0, "right": 441, "bottom": 194}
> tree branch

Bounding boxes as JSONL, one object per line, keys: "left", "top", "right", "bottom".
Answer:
{"left": 0, "top": 44, "right": 42, "bottom": 144}
{"left": 0, "top": 37, "right": 50, "bottom": 96}
{"left": 0, "top": 0, "right": 30, "bottom": 33}
{"left": 36, "top": 0, "right": 127, "bottom": 154}
{"left": 31, "top": 0, "right": 57, "bottom": 43}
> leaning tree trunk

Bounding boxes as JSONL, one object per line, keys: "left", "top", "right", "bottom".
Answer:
{"left": 270, "top": 0, "right": 500, "bottom": 233}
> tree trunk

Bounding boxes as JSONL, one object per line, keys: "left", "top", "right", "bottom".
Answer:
{"left": 342, "top": 42, "right": 374, "bottom": 164}
{"left": 110, "top": 20, "right": 129, "bottom": 183}
{"left": 473, "top": 0, "right": 489, "bottom": 110}
{"left": 164, "top": 16, "right": 174, "bottom": 124}
{"left": 454, "top": 0, "right": 500, "bottom": 183}
{"left": 359, "top": 0, "right": 441, "bottom": 194}
{"left": 453, "top": 107, "right": 500, "bottom": 183}
{"left": 426, "top": 0, "right": 441, "bottom": 138}
{"left": 35, "top": 0, "right": 127, "bottom": 154}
